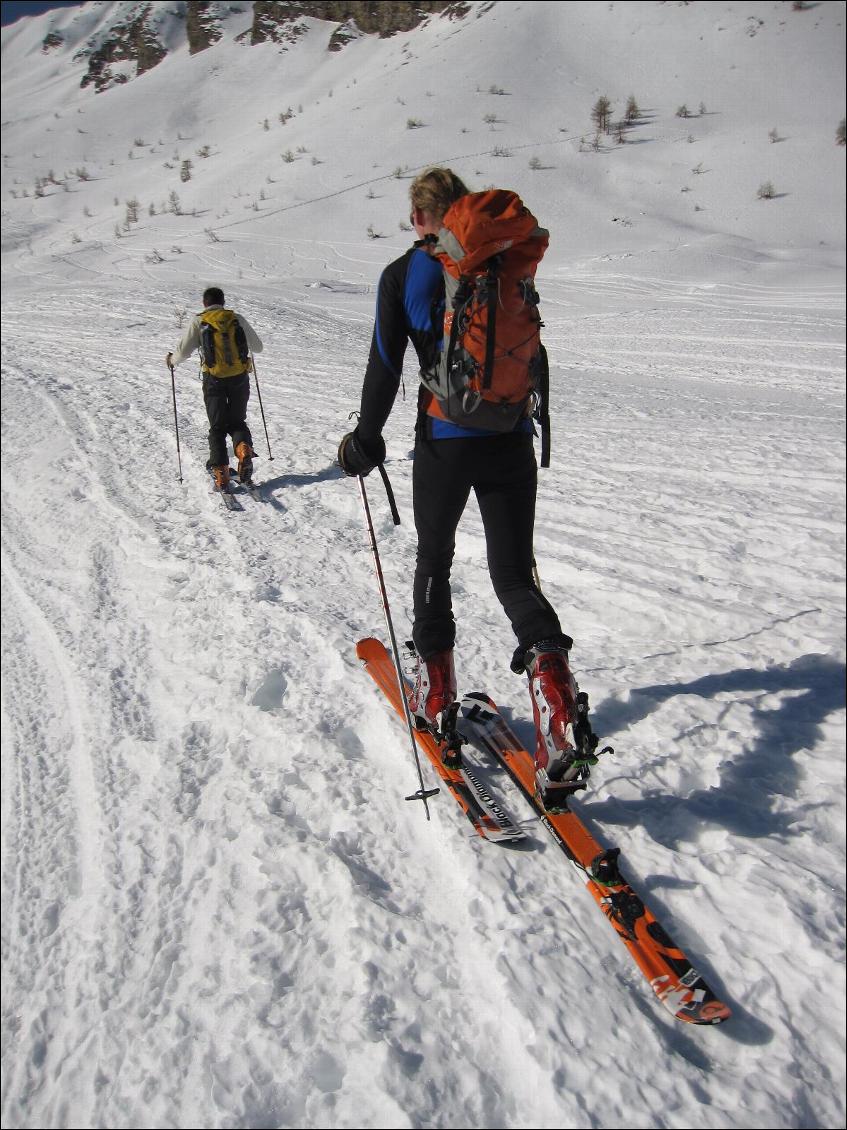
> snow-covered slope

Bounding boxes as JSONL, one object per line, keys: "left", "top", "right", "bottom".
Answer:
{"left": 2, "top": 3, "right": 845, "bottom": 1129}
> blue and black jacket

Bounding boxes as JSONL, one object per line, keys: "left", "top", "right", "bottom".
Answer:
{"left": 357, "top": 245, "right": 533, "bottom": 445}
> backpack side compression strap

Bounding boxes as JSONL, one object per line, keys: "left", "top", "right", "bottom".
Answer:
{"left": 482, "top": 263, "right": 498, "bottom": 390}
{"left": 538, "top": 344, "right": 550, "bottom": 468}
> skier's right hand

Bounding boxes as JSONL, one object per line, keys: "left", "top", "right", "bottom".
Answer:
{"left": 337, "top": 428, "right": 386, "bottom": 477}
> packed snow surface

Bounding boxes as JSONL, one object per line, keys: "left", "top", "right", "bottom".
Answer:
{"left": 2, "top": 2, "right": 845, "bottom": 1128}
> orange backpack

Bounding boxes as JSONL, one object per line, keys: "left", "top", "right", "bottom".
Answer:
{"left": 420, "top": 189, "right": 551, "bottom": 462}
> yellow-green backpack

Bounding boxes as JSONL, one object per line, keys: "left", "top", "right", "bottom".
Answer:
{"left": 199, "top": 309, "right": 249, "bottom": 378}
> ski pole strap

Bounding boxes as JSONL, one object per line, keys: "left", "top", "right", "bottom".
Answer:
{"left": 537, "top": 344, "right": 551, "bottom": 469}
{"left": 377, "top": 463, "right": 401, "bottom": 526}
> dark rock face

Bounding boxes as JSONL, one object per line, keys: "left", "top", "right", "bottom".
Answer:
{"left": 250, "top": 2, "right": 454, "bottom": 46}
{"left": 72, "top": 0, "right": 463, "bottom": 91}
{"left": 77, "top": 5, "right": 167, "bottom": 92}
{"left": 41, "top": 31, "right": 64, "bottom": 52}
{"left": 186, "top": 1, "right": 223, "bottom": 55}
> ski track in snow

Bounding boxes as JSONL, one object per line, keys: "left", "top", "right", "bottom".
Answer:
{"left": 1, "top": 262, "right": 844, "bottom": 1130}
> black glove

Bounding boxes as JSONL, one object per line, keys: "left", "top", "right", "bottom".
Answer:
{"left": 337, "top": 428, "right": 385, "bottom": 477}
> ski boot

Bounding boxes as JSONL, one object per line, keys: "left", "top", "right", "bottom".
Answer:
{"left": 408, "top": 645, "right": 461, "bottom": 766}
{"left": 212, "top": 464, "right": 231, "bottom": 491}
{"left": 235, "top": 441, "right": 255, "bottom": 484}
{"left": 524, "top": 639, "right": 601, "bottom": 812}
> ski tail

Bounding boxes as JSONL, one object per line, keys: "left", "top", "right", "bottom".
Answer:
{"left": 357, "top": 638, "right": 525, "bottom": 843}
{"left": 460, "top": 693, "right": 731, "bottom": 1026}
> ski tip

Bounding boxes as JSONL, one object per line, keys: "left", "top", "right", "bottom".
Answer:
{"left": 462, "top": 691, "right": 498, "bottom": 712}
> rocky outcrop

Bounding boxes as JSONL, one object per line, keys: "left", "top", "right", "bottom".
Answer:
{"left": 77, "top": 4, "right": 167, "bottom": 92}
{"left": 250, "top": 2, "right": 454, "bottom": 46}
{"left": 186, "top": 1, "right": 223, "bottom": 55}
{"left": 41, "top": 31, "right": 64, "bottom": 52}
{"left": 71, "top": 0, "right": 465, "bottom": 91}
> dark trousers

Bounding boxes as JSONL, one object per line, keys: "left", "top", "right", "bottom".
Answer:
{"left": 202, "top": 372, "right": 253, "bottom": 467}
{"left": 412, "top": 430, "right": 563, "bottom": 658}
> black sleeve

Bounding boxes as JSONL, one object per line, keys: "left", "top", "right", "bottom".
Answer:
{"left": 357, "top": 252, "right": 412, "bottom": 443}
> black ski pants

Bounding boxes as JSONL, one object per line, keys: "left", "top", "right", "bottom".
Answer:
{"left": 412, "top": 430, "right": 563, "bottom": 659}
{"left": 202, "top": 371, "right": 253, "bottom": 467}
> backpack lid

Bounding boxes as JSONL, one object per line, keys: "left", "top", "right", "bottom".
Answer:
{"left": 435, "top": 190, "right": 549, "bottom": 277}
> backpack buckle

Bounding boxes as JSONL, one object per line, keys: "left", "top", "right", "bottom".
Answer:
{"left": 461, "top": 389, "right": 482, "bottom": 414}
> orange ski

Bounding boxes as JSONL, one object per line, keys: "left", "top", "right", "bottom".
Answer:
{"left": 461, "top": 692, "right": 731, "bottom": 1025}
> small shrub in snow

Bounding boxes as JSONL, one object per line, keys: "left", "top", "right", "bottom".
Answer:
{"left": 837, "top": 119, "right": 846, "bottom": 146}
{"left": 180, "top": 159, "right": 193, "bottom": 183}
{"left": 406, "top": 118, "right": 424, "bottom": 129}
{"left": 757, "top": 181, "right": 777, "bottom": 199}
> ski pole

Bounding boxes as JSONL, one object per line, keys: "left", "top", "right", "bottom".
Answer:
{"left": 357, "top": 474, "right": 438, "bottom": 819}
{"left": 250, "top": 352, "right": 273, "bottom": 461}
{"left": 169, "top": 362, "right": 183, "bottom": 483}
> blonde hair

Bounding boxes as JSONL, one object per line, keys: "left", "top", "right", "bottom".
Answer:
{"left": 409, "top": 167, "right": 470, "bottom": 222}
